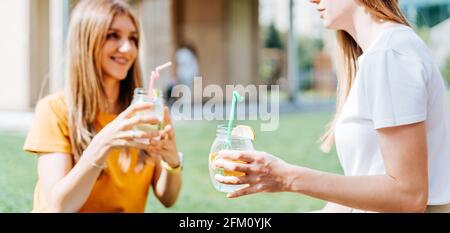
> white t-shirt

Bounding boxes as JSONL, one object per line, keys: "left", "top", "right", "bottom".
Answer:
{"left": 335, "top": 25, "right": 450, "bottom": 205}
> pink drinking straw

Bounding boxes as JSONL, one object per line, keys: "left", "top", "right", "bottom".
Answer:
{"left": 156, "top": 61, "right": 172, "bottom": 72}
{"left": 148, "top": 61, "right": 172, "bottom": 99}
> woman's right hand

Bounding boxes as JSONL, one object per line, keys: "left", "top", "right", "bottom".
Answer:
{"left": 213, "top": 150, "right": 291, "bottom": 198}
{"left": 90, "top": 102, "right": 161, "bottom": 156}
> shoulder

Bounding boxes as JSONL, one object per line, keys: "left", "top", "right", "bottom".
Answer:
{"left": 25, "top": 91, "right": 71, "bottom": 154}
{"left": 37, "top": 91, "right": 67, "bottom": 111}
{"left": 360, "top": 26, "right": 429, "bottom": 77}
{"left": 357, "top": 32, "right": 429, "bottom": 94}
{"left": 366, "top": 26, "right": 431, "bottom": 65}
{"left": 35, "top": 91, "right": 68, "bottom": 124}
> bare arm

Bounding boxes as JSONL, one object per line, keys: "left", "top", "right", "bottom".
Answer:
{"left": 215, "top": 122, "right": 428, "bottom": 212}
{"left": 152, "top": 160, "right": 182, "bottom": 208}
{"left": 287, "top": 122, "right": 428, "bottom": 212}
{"left": 38, "top": 146, "right": 107, "bottom": 212}
{"left": 149, "top": 107, "right": 182, "bottom": 207}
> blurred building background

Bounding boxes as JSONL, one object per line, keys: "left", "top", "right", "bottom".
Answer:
{"left": 0, "top": 0, "right": 449, "bottom": 112}
{"left": 0, "top": 0, "right": 261, "bottom": 111}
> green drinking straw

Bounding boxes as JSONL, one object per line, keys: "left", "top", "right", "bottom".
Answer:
{"left": 227, "top": 91, "right": 244, "bottom": 141}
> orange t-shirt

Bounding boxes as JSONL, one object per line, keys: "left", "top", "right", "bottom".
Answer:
{"left": 23, "top": 92, "right": 157, "bottom": 212}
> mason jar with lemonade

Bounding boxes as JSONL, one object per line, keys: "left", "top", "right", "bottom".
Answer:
{"left": 209, "top": 124, "right": 256, "bottom": 193}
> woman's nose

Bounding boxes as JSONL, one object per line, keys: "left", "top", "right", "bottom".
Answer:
{"left": 118, "top": 40, "right": 132, "bottom": 53}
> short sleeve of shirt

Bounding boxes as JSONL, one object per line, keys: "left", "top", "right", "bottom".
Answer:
{"left": 23, "top": 93, "right": 71, "bottom": 154}
{"left": 360, "top": 49, "right": 428, "bottom": 129}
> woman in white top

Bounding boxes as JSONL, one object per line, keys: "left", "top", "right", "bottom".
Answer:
{"left": 213, "top": 0, "right": 450, "bottom": 212}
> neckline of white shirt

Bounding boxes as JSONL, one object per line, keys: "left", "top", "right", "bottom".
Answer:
{"left": 357, "top": 24, "right": 411, "bottom": 66}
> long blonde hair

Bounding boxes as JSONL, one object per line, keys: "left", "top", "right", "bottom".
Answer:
{"left": 66, "top": 0, "right": 143, "bottom": 162}
{"left": 320, "top": 0, "right": 410, "bottom": 152}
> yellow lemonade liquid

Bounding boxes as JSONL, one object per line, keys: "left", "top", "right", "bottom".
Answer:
{"left": 135, "top": 121, "right": 161, "bottom": 131}
{"left": 210, "top": 152, "right": 246, "bottom": 177}
{"left": 131, "top": 88, "right": 164, "bottom": 132}
{"left": 132, "top": 110, "right": 161, "bottom": 144}
{"left": 133, "top": 103, "right": 163, "bottom": 131}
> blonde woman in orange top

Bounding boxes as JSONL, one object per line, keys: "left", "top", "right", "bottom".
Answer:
{"left": 23, "top": 0, "right": 181, "bottom": 212}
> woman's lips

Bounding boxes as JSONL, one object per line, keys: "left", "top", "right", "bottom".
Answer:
{"left": 111, "top": 56, "right": 129, "bottom": 65}
{"left": 317, "top": 8, "right": 325, "bottom": 18}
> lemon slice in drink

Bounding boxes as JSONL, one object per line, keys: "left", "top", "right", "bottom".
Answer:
{"left": 231, "top": 125, "right": 256, "bottom": 140}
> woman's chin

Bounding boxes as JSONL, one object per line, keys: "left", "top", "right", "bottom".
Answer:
{"left": 322, "top": 20, "right": 342, "bottom": 31}
{"left": 105, "top": 73, "right": 128, "bottom": 82}
{"left": 322, "top": 20, "right": 334, "bottom": 29}
{"left": 115, "top": 75, "right": 128, "bottom": 82}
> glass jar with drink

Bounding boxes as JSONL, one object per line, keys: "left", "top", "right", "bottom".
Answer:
{"left": 209, "top": 124, "right": 255, "bottom": 193}
{"left": 131, "top": 88, "right": 164, "bottom": 143}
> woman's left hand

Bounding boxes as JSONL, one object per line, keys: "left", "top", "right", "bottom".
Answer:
{"left": 146, "top": 106, "right": 180, "bottom": 168}
{"left": 213, "top": 150, "right": 290, "bottom": 198}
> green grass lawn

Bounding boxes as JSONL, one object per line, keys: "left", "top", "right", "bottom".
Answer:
{"left": 0, "top": 112, "right": 342, "bottom": 213}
